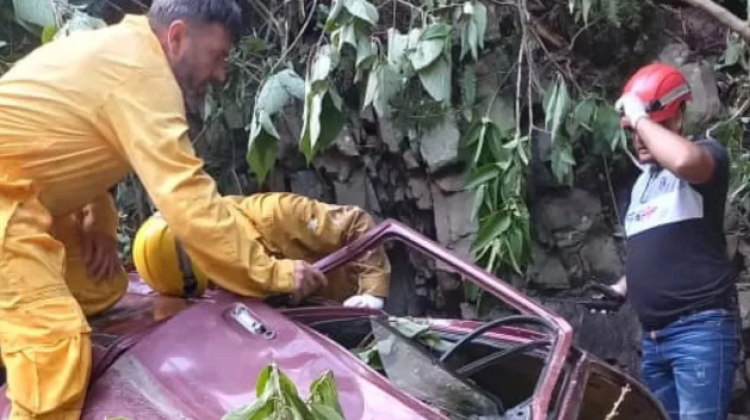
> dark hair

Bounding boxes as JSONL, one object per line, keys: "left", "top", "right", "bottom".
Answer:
{"left": 148, "top": 0, "right": 242, "bottom": 39}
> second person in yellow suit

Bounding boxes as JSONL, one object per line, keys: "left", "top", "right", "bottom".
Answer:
{"left": 0, "top": 0, "right": 327, "bottom": 418}
{"left": 134, "top": 192, "right": 391, "bottom": 308}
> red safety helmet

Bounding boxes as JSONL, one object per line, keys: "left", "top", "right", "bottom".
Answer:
{"left": 620, "top": 63, "right": 692, "bottom": 128}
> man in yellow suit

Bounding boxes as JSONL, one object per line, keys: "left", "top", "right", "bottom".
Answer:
{"left": 133, "top": 192, "right": 391, "bottom": 308}
{"left": 0, "top": 0, "right": 331, "bottom": 417}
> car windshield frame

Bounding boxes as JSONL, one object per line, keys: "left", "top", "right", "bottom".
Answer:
{"left": 312, "top": 219, "right": 574, "bottom": 420}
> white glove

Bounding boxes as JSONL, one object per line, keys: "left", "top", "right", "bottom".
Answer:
{"left": 615, "top": 93, "right": 648, "bottom": 128}
{"left": 343, "top": 294, "right": 384, "bottom": 310}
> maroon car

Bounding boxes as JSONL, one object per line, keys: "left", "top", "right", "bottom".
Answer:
{"left": 0, "top": 220, "right": 668, "bottom": 420}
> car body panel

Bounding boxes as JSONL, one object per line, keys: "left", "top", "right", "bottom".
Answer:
{"left": 0, "top": 219, "right": 669, "bottom": 420}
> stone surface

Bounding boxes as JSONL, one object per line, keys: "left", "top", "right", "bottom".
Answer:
{"left": 334, "top": 126, "right": 360, "bottom": 157}
{"left": 534, "top": 189, "right": 602, "bottom": 249}
{"left": 407, "top": 175, "right": 432, "bottom": 210}
{"left": 403, "top": 150, "right": 421, "bottom": 170}
{"left": 434, "top": 171, "right": 467, "bottom": 193}
{"left": 431, "top": 186, "right": 477, "bottom": 272}
{"left": 316, "top": 151, "right": 354, "bottom": 182}
{"left": 580, "top": 233, "right": 624, "bottom": 281}
{"left": 528, "top": 243, "right": 570, "bottom": 289}
{"left": 290, "top": 170, "right": 329, "bottom": 202}
{"left": 333, "top": 169, "right": 366, "bottom": 208}
{"left": 378, "top": 117, "right": 404, "bottom": 153}
{"left": 419, "top": 116, "right": 461, "bottom": 173}
{"left": 476, "top": 48, "right": 516, "bottom": 133}
{"left": 658, "top": 42, "right": 724, "bottom": 129}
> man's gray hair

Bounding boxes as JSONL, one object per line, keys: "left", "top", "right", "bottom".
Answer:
{"left": 148, "top": 0, "right": 242, "bottom": 39}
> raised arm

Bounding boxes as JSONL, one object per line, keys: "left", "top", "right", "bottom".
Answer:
{"left": 99, "top": 72, "right": 307, "bottom": 297}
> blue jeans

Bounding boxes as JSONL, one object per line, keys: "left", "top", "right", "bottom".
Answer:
{"left": 641, "top": 308, "right": 741, "bottom": 420}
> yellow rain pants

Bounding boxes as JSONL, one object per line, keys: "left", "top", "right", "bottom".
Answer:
{"left": 0, "top": 194, "right": 128, "bottom": 357}
{"left": 0, "top": 14, "right": 296, "bottom": 418}
{"left": 228, "top": 193, "right": 391, "bottom": 302}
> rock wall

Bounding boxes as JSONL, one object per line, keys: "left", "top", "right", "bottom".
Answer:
{"left": 196, "top": 15, "right": 749, "bottom": 413}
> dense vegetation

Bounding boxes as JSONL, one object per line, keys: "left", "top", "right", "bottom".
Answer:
{"left": 2, "top": 0, "right": 750, "bottom": 303}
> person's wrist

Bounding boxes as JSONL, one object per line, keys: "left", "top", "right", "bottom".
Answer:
{"left": 631, "top": 111, "right": 648, "bottom": 130}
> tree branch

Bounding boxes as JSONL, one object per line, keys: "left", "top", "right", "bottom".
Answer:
{"left": 675, "top": 0, "right": 750, "bottom": 42}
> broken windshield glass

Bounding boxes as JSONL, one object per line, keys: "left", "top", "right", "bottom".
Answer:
{"left": 370, "top": 317, "right": 502, "bottom": 420}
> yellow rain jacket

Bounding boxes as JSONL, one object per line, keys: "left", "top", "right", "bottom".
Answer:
{"left": 228, "top": 192, "right": 391, "bottom": 302}
{"left": 0, "top": 14, "right": 296, "bottom": 419}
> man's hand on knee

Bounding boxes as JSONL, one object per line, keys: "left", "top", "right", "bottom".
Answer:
{"left": 80, "top": 231, "right": 120, "bottom": 282}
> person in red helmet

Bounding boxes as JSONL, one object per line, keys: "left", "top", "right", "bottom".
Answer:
{"left": 607, "top": 62, "right": 740, "bottom": 420}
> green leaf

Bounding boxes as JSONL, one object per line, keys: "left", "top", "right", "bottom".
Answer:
{"left": 421, "top": 22, "right": 451, "bottom": 40}
{"left": 255, "top": 69, "right": 305, "bottom": 116}
{"left": 333, "top": 23, "right": 358, "bottom": 53}
{"left": 461, "top": 64, "right": 477, "bottom": 120}
{"left": 246, "top": 111, "right": 280, "bottom": 184}
{"left": 582, "top": 0, "right": 593, "bottom": 24}
{"left": 239, "top": 37, "right": 268, "bottom": 54}
{"left": 485, "top": 238, "right": 501, "bottom": 272}
{"left": 355, "top": 34, "right": 375, "bottom": 69}
{"left": 467, "top": 20, "right": 479, "bottom": 60}
{"left": 460, "top": 24, "right": 470, "bottom": 61}
{"left": 517, "top": 135, "right": 530, "bottom": 166}
{"left": 386, "top": 28, "right": 408, "bottom": 64}
{"left": 471, "top": 121, "right": 489, "bottom": 164}
{"left": 222, "top": 400, "right": 275, "bottom": 420}
{"left": 569, "top": 98, "right": 596, "bottom": 136}
{"left": 473, "top": 1, "right": 488, "bottom": 50}
{"left": 465, "top": 164, "right": 502, "bottom": 190}
{"left": 41, "top": 25, "right": 57, "bottom": 43}
{"left": 299, "top": 90, "right": 346, "bottom": 163}
{"left": 255, "top": 365, "right": 273, "bottom": 397}
{"left": 460, "top": 120, "right": 484, "bottom": 147}
{"left": 718, "top": 37, "right": 745, "bottom": 69}
{"left": 486, "top": 124, "right": 512, "bottom": 168}
{"left": 463, "top": 1, "right": 474, "bottom": 16}
{"left": 363, "top": 60, "right": 403, "bottom": 118}
{"left": 343, "top": 0, "right": 379, "bottom": 26}
{"left": 310, "top": 45, "right": 339, "bottom": 92}
{"left": 592, "top": 104, "right": 622, "bottom": 150}
{"left": 500, "top": 164, "right": 519, "bottom": 201}
{"left": 311, "top": 404, "right": 345, "bottom": 420}
{"left": 309, "top": 372, "right": 344, "bottom": 415}
{"left": 550, "top": 142, "right": 575, "bottom": 184}
{"left": 388, "top": 317, "right": 431, "bottom": 338}
{"left": 544, "top": 78, "right": 571, "bottom": 144}
{"left": 473, "top": 212, "right": 512, "bottom": 253}
{"left": 464, "top": 282, "right": 481, "bottom": 302}
{"left": 506, "top": 226, "right": 525, "bottom": 274}
{"left": 12, "top": 0, "right": 55, "bottom": 27}
{"left": 568, "top": 0, "right": 578, "bottom": 14}
{"left": 325, "top": 0, "right": 346, "bottom": 32}
{"left": 409, "top": 36, "right": 446, "bottom": 71}
{"left": 418, "top": 56, "right": 451, "bottom": 102}
{"left": 470, "top": 184, "right": 486, "bottom": 222}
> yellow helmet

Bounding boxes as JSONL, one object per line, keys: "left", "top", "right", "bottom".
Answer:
{"left": 132, "top": 213, "right": 209, "bottom": 298}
